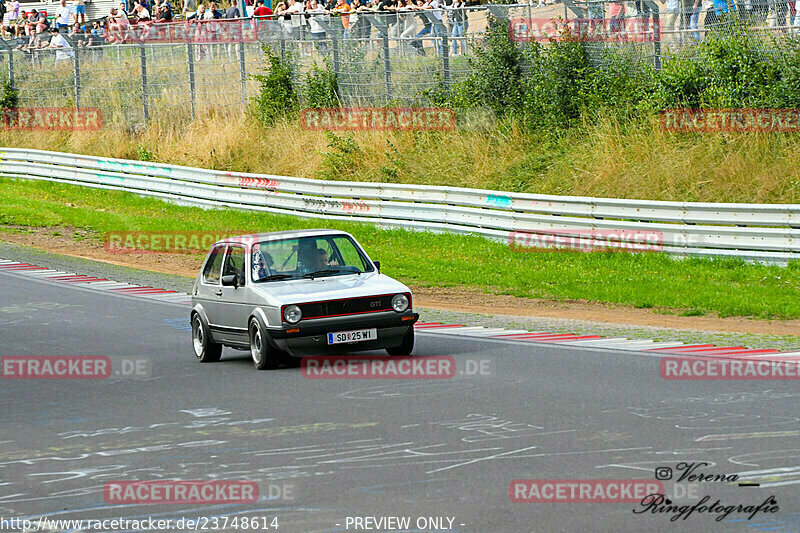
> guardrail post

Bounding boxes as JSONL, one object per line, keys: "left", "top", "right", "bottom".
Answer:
{"left": 238, "top": 42, "right": 247, "bottom": 108}
{"left": 73, "top": 48, "right": 81, "bottom": 109}
{"left": 187, "top": 42, "right": 196, "bottom": 120}
{"left": 139, "top": 44, "right": 149, "bottom": 122}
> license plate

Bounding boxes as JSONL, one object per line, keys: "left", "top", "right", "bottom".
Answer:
{"left": 327, "top": 328, "right": 377, "bottom": 345}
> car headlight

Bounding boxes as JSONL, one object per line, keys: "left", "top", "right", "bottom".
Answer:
{"left": 391, "top": 293, "right": 409, "bottom": 313}
{"left": 283, "top": 304, "right": 302, "bottom": 324}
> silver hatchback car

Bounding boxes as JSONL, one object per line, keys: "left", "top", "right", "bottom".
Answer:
{"left": 190, "top": 229, "right": 419, "bottom": 369}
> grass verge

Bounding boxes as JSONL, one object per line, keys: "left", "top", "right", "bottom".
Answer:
{"left": 1, "top": 178, "right": 799, "bottom": 320}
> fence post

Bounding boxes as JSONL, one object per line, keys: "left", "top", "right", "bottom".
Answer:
{"left": 645, "top": 0, "right": 662, "bottom": 70}
{"left": 331, "top": 34, "right": 340, "bottom": 80}
{"left": 187, "top": 42, "right": 196, "bottom": 120}
{"left": 424, "top": 12, "right": 449, "bottom": 85}
{"left": 0, "top": 42, "right": 14, "bottom": 88}
{"left": 73, "top": 49, "right": 81, "bottom": 109}
{"left": 139, "top": 44, "right": 149, "bottom": 122}
{"left": 382, "top": 34, "right": 391, "bottom": 102}
{"left": 365, "top": 15, "right": 391, "bottom": 103}
{"left": 7, "top": 51, "right": 13, "bottom": 88}
{"left": 238, "top": 42, "right": 247, "bottom": 108}
{"left": 318, "top": 20, "right": 341, "bottom": 88}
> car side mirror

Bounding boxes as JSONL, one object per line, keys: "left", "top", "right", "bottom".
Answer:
{"left": 373, "top": 260, "right": 381, "bottom": 272}
{"left": 221, "top": 274, "right": 239, "bottom": 287}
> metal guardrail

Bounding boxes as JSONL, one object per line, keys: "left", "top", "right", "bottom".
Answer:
{"left": 1, "top": 147, "right": 798, "bottom": 263}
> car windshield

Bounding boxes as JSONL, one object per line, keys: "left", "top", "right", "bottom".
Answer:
{"left": 251, "top": 234, "right": 374, "bottom": 282}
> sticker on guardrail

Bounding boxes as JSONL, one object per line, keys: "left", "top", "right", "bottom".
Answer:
{"left": 300, "top": 108, "right": 456, "bottom": 131}
{"left": 0, "top": 108, "right": 103, "bottom": 131}
{"left": 486, "top": 195, "right": 513, "bottom": 208}
{"left": 661, "top": 109, "right": 800, "bottom": 133}
{"left": 302, "top": 198, "right": 370, "bottom": 213}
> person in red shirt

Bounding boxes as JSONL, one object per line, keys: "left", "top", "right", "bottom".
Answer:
{"left": 252, "top": 0, "right": 273, "bottom": 17}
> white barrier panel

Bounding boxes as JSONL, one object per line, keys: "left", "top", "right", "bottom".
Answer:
{"left": 1, "top": 147, "right": 798, "bottom": 263}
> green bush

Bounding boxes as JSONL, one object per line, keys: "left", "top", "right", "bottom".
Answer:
{"left": 433, "top": 18, "right": 525, "bottom": 116}
{"left": 317, "top": 131, "right": 361, "bottom": 180}
{"left": 251, "top": 44, "right": 298, "bottom": 127}
{"left": 304, "top": 60, "right": 340, "bottom": 108}
{"left": 520, "top": 37, "right": 591, "bottom": 131}
{"left": 0, "top": 80, "right": 18, "bottom": 110}
{"left": 426, "top": 17, "right": 800, "bottom": 134}
{"left": 654, "top": 23, "right": 780, "bottom": 108}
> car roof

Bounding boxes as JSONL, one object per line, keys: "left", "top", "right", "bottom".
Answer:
{"left": 214, "top": 229, "right": 351, "bottom": 246}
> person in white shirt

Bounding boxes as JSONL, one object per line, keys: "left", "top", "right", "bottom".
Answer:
{"left": 107, "top": 7, "right": 130, "bottom": 43}
{"left": 55, "top": 0, "right": 72, "bottom": 29}
{"left": 284, "top": 0, "right": 304, "bottom": 40}
{"left": 133, "top": 2, "right": 151, "bottom": 20}
{"left": 48, "top": 27, "right": 74, "bottom": 61}
{"left": 307, "top": 0, "right": 328, "bottom": 52}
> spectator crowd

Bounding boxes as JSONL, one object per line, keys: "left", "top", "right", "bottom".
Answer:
{"left": 0, "top": 0, "right": 482, "bottom": 56}
{"left": 2, "top": 0, "right": 795, "bottom": 60}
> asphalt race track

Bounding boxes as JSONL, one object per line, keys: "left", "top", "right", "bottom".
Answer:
{"left": 2, "top": 267, "right": 800, "bottom": 533}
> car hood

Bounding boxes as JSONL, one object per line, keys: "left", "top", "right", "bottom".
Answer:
{"left": 249, "top": 272, "right": 411, "bottom": 305}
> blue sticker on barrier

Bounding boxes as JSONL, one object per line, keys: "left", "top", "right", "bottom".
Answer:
{"left": 486, "top": 194, "right": 513, "bottom": 208}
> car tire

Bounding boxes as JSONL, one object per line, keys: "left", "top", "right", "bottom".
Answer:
{"left": 192, "top": 312, "right": 222, "bottom": 363}
{"left": 249, "top": 316, "right": 279, "bottom": 370}
{"left": 386, "top": 326, "right": 414, "bottom": 356}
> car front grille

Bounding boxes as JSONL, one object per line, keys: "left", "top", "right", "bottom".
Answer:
{"left": 299, "top": 294, "right": 398, "bottom": 320}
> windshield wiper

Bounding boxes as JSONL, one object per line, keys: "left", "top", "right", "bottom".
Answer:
{"left": 256, "top": 273, "right": 297, "bottom": 282}
{"left": 302, "top": 269, "right": 340, "bottom": 279}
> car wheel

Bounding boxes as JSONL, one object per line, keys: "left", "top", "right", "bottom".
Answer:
{"left": 386, "top": 327, "right": 414, "bottom": 356}
{"left": 192, "top": 313, "right": 222, "bottom": 363}
{"left": 249, "top": 317, "right": 279, "bottom": 370}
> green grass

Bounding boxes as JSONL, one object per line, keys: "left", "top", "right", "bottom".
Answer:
{"left": 2, "top": 177, "right": 800, "bottom": 320}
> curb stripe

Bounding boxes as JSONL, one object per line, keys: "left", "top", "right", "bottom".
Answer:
{"left": 0, "top": 258, "right": 189, "bottom": 304}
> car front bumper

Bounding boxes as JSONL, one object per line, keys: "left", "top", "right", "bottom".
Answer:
{"left": 267, "top": 311, "right": 419, "bottom": 357}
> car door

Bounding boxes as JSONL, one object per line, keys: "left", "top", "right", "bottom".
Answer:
{"left": 198, "top": 244, "right": 227, "bottom": 334}
{"left": 216, "top": 244, "right": 249, "bottom": 346}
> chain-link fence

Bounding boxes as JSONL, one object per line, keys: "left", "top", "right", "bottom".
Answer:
{"left": 0, "top": 3, "right": 796, "bottom": 126}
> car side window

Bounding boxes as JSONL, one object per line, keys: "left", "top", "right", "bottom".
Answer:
{"left": 202, "top": 245, "right": 226, "bottom": 284}
{"left": 223, "top": 245, "right": 246, "bottom": 284}
{"left": 331, "top": 236, "right": 371, "bottom": 271}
